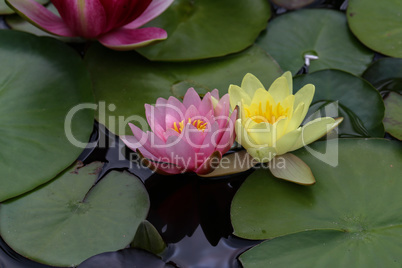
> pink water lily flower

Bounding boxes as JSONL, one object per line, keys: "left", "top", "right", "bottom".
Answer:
{"left": 6, "top": 0, "right": 173, "bottom": 50}
{"left": 121, "top": 88, "right": 238, "bottom": 175}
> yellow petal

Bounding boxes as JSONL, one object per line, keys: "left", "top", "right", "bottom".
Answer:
{"left": 294, "top": 84, "right": 315, "bottom": 120}
{"left": 246, "top": 121, "right": 273, "bottom": 147}
{"left": 247, "top": 146, "right": 277, "bottom": 163}
{"left": 274, "top": 128, "right": 301, "bottom": 155}
{"left": 229, "top": 84, "right": 251, "bottom": 110}
{"left": 241, "top": 73, "right": 266, "bottom": 97}
{"left": 267, "top": 76, "right": 291, "bottom": 103}
{"left": 286, "top": 102, "right": 305, "bottom": 131}
{"left": 235, "top": 119, "right": 258, "bottom": 149}
{"left": 268, "top": 153, "right": 315, "bottom": 185}
{"left": 289, "top": 117, "right": 341, "bottom": 152}
{"left": 281, "top": 71, "right": 293, "bottom": 94}
{"left": 250, "top": 88, "right": 272, "bottom": 108}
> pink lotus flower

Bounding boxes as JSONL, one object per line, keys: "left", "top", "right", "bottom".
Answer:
{"left": 6, "top": 0, "right": 173, "bottom": 50}
{"left": 121, "top": 88, "right": 238, "bottom": 175}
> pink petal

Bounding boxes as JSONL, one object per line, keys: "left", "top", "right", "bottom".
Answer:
{"left": 165, "top": 135, "right": 197, "bottom": 172}
{"left": 198, "top": 122, "right": 220, "bottom": 160}
{"left": 184, "top": 105, "right": 200, "bottom": 121}
{"left": 52, "top": 0, "right": 107, "bottom": 38}
{"left": 128, "top": 123, "right": 169, "bottom": 160}
{"left": 182, "top": 123, "right": 206, "bottom": 153}
{"left": 198, "top": 92, "right": 213, "bottom": 116}
{"left": 98, "top": 27, "right": 167, "bottom": 51}
{"left": 183, "top": 88, "right": 202, "bottom": 109}
{"left": 164, "top": 96, "right": 186, "bottom": 129}
{"left": 211, "top": 89, "right": 220, "bottom": 100}
{"left": 145, "top": 104, "right": 166, "bottom": 141}
{"left": 216, "top": 107, "right": 237, "bottom": 154}
{"left": 214, "top": 94, "right": 230, "bottom": 129}
{"left": 98, "top": 0, "right": 152, "bottom": 31}
{"left": 6, "top": 0, "right": 74, "bottom": 36}
{"left": 123, "top": 0, "right": 174, "bottom": 29}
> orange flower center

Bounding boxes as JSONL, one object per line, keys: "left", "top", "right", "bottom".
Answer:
{"left": 173, "top": 118, "right": 208, "bottom": 133}
{"left": 244, "top": 100, "right": 289, "bottom": 124}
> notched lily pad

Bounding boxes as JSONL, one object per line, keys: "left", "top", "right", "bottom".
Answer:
{"left": 257, "top": 9, "right": 373, "bottom": 75}
{"left": 0, "top": 30, "right": 94, "bottom": 202}
{"left": 294, "top": 69, "right": 385, "bottom": 137}
{"left": 136, "top": 0, "right": 271, "bottom": 61}
{"left": 0, "top": 162, "right": 150, "bottom": 267}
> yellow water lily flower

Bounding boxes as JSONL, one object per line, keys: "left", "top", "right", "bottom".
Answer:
{"left": 229, "top": 72, "right": 343, "bottom": 185}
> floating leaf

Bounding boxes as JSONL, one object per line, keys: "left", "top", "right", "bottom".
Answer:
{"left": 0, "top": 0, "right": 48, "bottom": 15}
{"left": 0, "top": 162, "right": 150, "bottom": 267}
{"left": 231, "top": 138, "right": 402, "bottom": 266}
{"left": 136, "top": 0, "right": 271, "bottom": 61}
{"left": 294, "top": 69, "right": 385, "bottom": 137}
{"left": 383, "top": 92, "right": 402, "bottom": 140}
{"left": 362, "top": 57, "right": 402, "bottom": 94}
{"left": 257, "top": 9, "right": 373, "bottom": 75}
{"left": 84, "top": 43, "right": 282, "bottom": 135}
{"left": 347, "top": 0, "right": 402, "bottom": 58}
{"left": 131, "top": 220, "right": 167, "bottom": 255}
{"left": 305, "top": 101, "right": 370, "bottom": 137}
{"left": 0, "top": 30, "right": 94, "bottom": 201}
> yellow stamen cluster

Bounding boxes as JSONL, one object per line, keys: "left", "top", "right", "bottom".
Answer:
{"left": 244, "top": 100, "right": 289, "bottom": 124}
{"left": 173, "top": 118, "right": 208, "bottom": 133}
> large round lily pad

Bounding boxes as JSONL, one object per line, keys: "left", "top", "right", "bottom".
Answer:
{"left": 0, "top": 0, "right": 48, "bottom": 15}
{"left": 294, "top": 69, "right": 385, "bottom": 137}
{"left": 347, "top": 0, "right": 402, "bottom": 58}
{"left": 136, "top": 0, "right": 271, "bottom": 61}
{"left": 0, "top": 162, "right": 150, "bottom": 267}
{"left": 383, "top": 92, "right": 402, "bottom": 140}
{"left": 231, "top": 139, "right": 402, "bottom": 267}
{"left": 0, "top": 30, "right": 94, "bottom": 201}
{"left": 84, "top": 43, "right": 282, "bottom": 135}
{"left": 257, "top": 9, "right": 373, "bottom": 75}
{"left": 362, "top": 58, "right": 402, "bottom": 94}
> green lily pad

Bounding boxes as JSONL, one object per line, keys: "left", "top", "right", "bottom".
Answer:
{"left": 362, "top": 58, "right": 402, "bottom": 94}
{"left": 306, "top": 101, "right": 370, "bottom": 137}
{"left": 256, "top": 9, "right": 373, "bottom": 75}
{"left": 0, "top": 0, "right": 48, "bottom": 15}
{"left": 347, "top": 0, "right": 402, "bottom": 58}
{"left": 294, "top": 69, "right": 385, "bottom": 137}
{"left": 231, "top": 138, "right": 402, "bottom": 266}
{"left": 240, "top": 229, "right": 402, "bottom": 267}
{"left": 136, "top": 0, "right": 271, "bottom": 61}
{"left": 269, "top": 0, "right": 315, "bottom": 10}
{"left": 5, "top": 4, "right": 83, "bottom": 42}
{"left": 84, "top": 43, "right": 282, "bottom": 135}
{"left": 0, "top": 162, "right": 150, "bottom": 267}
{"left": 131, "top": 220, "right": 167, "bottom": 255}
{"left": 383, "top": 92, "right": 402, "bottom": 140}
{"left": 0, "top": 30, "right": 94, "bottom": 202}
